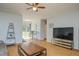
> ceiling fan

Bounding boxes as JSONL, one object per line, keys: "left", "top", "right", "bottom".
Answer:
{"left": 26, "top": 3, "right": 45, "bottom": 12}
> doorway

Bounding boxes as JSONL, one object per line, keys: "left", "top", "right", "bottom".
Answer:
{"left": 22, "top": 21, "right": 32, "bottom": 41}
{"left": 41, "top": 19, "right": 47, "bottom": 40}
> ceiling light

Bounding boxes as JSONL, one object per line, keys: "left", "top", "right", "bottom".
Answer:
{"left": 33, "top": 7, "right": 37, "bottom": 11}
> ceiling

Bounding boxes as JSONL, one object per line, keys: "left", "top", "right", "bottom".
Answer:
{"left": 0, "top": 3, "right": 79, "bottom": 21}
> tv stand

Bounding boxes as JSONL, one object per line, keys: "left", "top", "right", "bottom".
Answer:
{"left": 52, "top": 38, "right": 73, "bottom": 49}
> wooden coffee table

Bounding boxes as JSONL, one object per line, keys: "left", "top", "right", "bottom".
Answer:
{"left": 18, "top": 42, "right": 47, "bottom": 56}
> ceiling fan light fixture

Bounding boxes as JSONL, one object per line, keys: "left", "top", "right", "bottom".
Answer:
{"left": 33, "top": 7, "right": 37, "bottom": 11}
{"left": 26, "top": 3, "right": 45, "bottom": 12}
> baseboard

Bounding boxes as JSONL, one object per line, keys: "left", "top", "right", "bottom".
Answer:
{"left": 72, "top": 49, "right": 79, "bottom": 51}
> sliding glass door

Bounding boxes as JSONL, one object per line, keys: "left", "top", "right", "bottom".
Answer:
{"left": 22, "top": 22, "right": 31, "bottom": 40}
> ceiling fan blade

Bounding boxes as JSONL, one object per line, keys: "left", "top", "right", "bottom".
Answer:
{"left": 35, "top": 3, "right": 39, "bottom": 6}
{"left": 38, "top": 6, "right": 45, "bottom": 9}
{"left": 27, "top": 7, "right": 32, "bottom": 9}
{"left": 25, "top": 3, "right": 33, "bottom": 6}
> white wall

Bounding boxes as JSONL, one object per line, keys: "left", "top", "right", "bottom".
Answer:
{"left": 0, "top": 11, "right": 22, "bottom": 43}
{"left": 41, "top": 20, "right": 45, "bottom": 40}
{"left": 40, "top": 19, "right": 47, "bottom": 40}
{"left": 47, "top": 11, "right": 79, "bottom": 49}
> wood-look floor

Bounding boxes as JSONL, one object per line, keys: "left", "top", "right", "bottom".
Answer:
{"left": 7, "top": 40, "right": 79, "bottom": 56}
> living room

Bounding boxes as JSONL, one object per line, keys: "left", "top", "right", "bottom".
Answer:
{"left": 0, "top": 3, "right": 79, "bottom": 56}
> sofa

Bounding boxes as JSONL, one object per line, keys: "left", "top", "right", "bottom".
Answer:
{"left": 0, "top": 40, "right": 8, "bottom": 56}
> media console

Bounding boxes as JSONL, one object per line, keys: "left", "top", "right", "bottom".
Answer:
{"left": 53, "top": 27, "right": 73, "bottom": 49}
{"left": 52, "top": 38, "right": 73, "bottom": 49}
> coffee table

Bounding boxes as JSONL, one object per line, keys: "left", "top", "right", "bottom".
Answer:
{"left": 18, "top": 42, "right": 47, "bottom": 56}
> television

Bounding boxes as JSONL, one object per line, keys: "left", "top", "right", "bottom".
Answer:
{"left": 53, "top": 27, "right": 73, "bottom": 41}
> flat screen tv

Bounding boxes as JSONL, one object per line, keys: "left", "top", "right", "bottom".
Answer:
{"left": 53, "top": 27, "right": 73, "bottom": 41}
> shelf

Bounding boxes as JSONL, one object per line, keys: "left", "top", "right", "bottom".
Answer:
{"left": 53, "top": 38, "right": 73, "bottom": 49}
{"left": 7, "top": 37, "right": 15, "bottom": 39}
{"left": 54, "top": 38, "right": 72, "bottom": 43}
{"left": 54, "top": 40, "right": 72, "bottom": 44}
{"left": 54, "top": 41, "right": 72, "bottom": 46}
{"left": 53, "top": 43, "right": 72, "bottom": 49}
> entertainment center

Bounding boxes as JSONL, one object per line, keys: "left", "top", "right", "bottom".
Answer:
{"left": 52, "top": 27, "right": 73, "bottom": 49}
